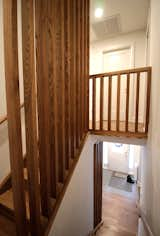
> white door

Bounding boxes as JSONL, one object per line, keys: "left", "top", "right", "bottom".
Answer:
{"left": 103, "top": 48, "right": 133, "bottom": 122}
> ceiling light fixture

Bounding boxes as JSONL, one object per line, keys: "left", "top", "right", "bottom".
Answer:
{"left": 95, "top": 8, "right": 103, "bottom": 18}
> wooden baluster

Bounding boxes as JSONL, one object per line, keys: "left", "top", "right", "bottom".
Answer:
{"left": 81, "top": 0, "right": 85, "bottom": 136}
{"left": 135, "top": 72, "right": 140, "bottom": 132}
{"left": 93, "top": 78, "right": 96, "bottom": 130}
{"left": 75, "top": 0, "right": 81, "bottom": 148}
{"left": 3, "top": 1, "right": 27, "bottom": 235}
{"left": 108, "top": 76, "right": 112, "bottom": 131}
{"left": 145, "top": 69, "right": 151, "bottom": 133}
{"left": 100, "top": 77, "right": 104, "bottom": 130}
{"left": 116, "top": 74, "right": 121, "bottom": 131}
{"left": 126, "top": 73, "right": 130, "bottom": 132}
{"left": 64, "top": 0, "right": 71, "bottom": 169}
{"left": 21, "top": 0, "right": 41, "bottom": 234}
{"left": 70, "top": 0, "right": 76, "bottom": 158}
{"left": 35, "top": 0, "right": 53, "bottom": 216}
{"left": 55, "top": 0, "right": 66, "bottom": 181}
{"left": 48, "top": 0, "right": 59, "bottom": 199}
{"left": 86, "top": 0, "right": 90, "bottom": 132}
{"left": 79, "top": 0, "right": 83, "bottom": 139}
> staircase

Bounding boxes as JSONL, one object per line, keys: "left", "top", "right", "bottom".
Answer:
{"left": 0, "top": 0, "right": 151, "bottom": 235}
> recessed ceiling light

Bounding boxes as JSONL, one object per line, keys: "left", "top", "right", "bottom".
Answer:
{"left": 95, "top": 8, "right": 103, "bottom": 18}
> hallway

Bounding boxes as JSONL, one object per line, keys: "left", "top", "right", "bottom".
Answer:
{"left": 96, "top": 184, "right": 139, "bottom": 236}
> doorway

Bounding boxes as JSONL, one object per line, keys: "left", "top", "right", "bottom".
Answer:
{"left": 94, "top": 141, "right": 141, "bottom": 235}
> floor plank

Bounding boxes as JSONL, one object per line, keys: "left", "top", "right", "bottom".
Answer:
{"left": 96, "top": 175, "right": 139, "bottom": 236}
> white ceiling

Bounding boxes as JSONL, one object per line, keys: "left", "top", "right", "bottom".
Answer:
{"left": 90, "top": 0, "right": 150, "bottom": 42}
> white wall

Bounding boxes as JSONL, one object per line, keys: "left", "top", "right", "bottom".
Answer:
{"left": 89, "top": 30, "right": 147, "bottom": 125}
{"left": 103, "top": 142, "right": 141, "bottom": 178}
{"left": 49, "top": 135, "right": 96, "bottom": 236}
{"left": 90, "top": 30, "right": 146, "bottom": 75}
{"left": 140, "top": 0, "right": 160, "bottom": 235}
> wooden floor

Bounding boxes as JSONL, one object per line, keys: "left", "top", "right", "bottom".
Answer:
{"left": 89, "top": 120, "right": 145, "bottom": 133}
{"left": 96, "top": 191, "right": 139, "bottom": 236}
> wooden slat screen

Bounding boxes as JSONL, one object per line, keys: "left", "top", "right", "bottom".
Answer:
{"left": 3, "top": 1, "right": 27, "bottom": 235}
{"left": 89, "top": 67, "right": 151, "bottom": 138}
{"left": 1, "top": 0, "right": 89, "bottom": 235}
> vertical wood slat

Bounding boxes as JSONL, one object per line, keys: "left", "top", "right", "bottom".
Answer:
{"left": 81, "top": 0, "right": 85, "bottom": 137}
{"left": 79, "top": 0, "right": 83, "bottom": 138}
{"left": 94, "top": 144, "right": 97, "bottom": 228}
{"left": 70, "top": 0, "right": 76, "bottom": 158}
{"left": 21, "top": 0, "right": 41, "bottom": 234}
{"left": 48, "top": 0, "right": 59, "bottom": 198}
{"left": 92, "top": 78, "right": 96, "bottom": 130}
{"left": 3, "top": 1, "right": 27, "bottom": 235}
{"left": 100, "top": 77, "right": 104, "bottom": 130}
{"left": 135, "top": 72, "right": 140, "bottom": 132}
{"left": 94, "top": 143, "right": 103, "bottom": 228}
{"left": 125, "top": 73, "right": 130, "bottom": 132}
{"left": 35, "top": 0, "right": 52, "bottom": 216}
{"left": 86, "top": 0, "right": 90, "bottom": 132}
{"left": 145, "top": 69, "right": 151, "bottom": 133}
{"left": 75, "top": 0, "right": 81, "bottom": 148}
{"left": 108, "top": 76, "right": 112, "bottom": 131}
{"left": 64, "top": 0, "right": 71, "bottom": 169}
{"left": 116, "top": 74, "right": 121, "bottom": 131}
{"left": 54, "top": 0, "right": 66, "bottom": 181}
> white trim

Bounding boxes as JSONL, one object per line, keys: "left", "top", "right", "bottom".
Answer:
{"left": 138, "top": 205, "right": 155, "bottom": 236}
{"left": 88, "top": 221, "right": 103, "bottom": 236}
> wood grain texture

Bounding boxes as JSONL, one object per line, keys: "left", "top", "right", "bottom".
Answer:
{"left": 21, "top": 0, "right": 41, "bottom": 234}
{"left": 75, "top": 0, "right": 81, "bottom": 148}
{"left": 3, "top": 1, "right": 27, "bottom": 235}
{"left": 90, "top": 67, "right": 151, "bottom": 136}
{"left": 94, "top": 143, "right": 103, "bottom": 228}
{"left": 108, "top": 76, "right": 112, "bottom": 131}
{"left": 145, "top": 69, "right": 151, "bottom": 133}
{"left": 93, "top": 78, "right": 96, "bottom": 130}
{"left": 64, "top": 0, "right": 71, "bottom": 169}
{"left": 126, "top": 73, "right": 130, "bottom": 132}
{"left": 135, "top": 72, "right": 140, "bottom": 132}
{"left": 100, "top": 78, "right": 104, "bottom": 130}
{"left": 35, "top": 0, "right": 52, "bottom": 216}
{"left": 116, "top": 75, "right": 121, "bottom": 131}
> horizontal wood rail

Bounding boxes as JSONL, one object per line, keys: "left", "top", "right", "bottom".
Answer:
{"left": 89, "top": 67, "right": 151, "bottom": 138}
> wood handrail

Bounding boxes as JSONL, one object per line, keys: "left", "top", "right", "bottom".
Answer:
{"left": 90, "top": 66, "right": 151, "bottom": 78}
{"left": 89, "top": 67, "right": 151, "bottom": 137}
{"left": 0, "top": 103, "right": 24, "bottom": 125}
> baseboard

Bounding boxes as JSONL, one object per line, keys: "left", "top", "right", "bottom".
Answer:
{"left": 88, "top": 221, "right": 103, "bottom": 236}
{"left": 138, "top": 206, "right": 155, "bottom": 236}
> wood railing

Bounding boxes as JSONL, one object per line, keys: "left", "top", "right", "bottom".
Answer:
{"left": 1, "top": 0, "right": 89, "bottom": 235}
{"left": 89, "top": 67, "right": 151, "bottom": 138}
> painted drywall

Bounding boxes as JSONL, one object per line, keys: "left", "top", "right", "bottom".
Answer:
{"left": 89, "top": 30, "right": 147, "bottom": 125}
{"left": 140, "top": 0, "right": 160, "bottom": 235}
{"left": 48, "top": 135, "right": 96, "bottom": 236}
{"left": 103, "top": 142, "right": 141, "bottom": 178}
{"left": 90, "top": 30, "right": 146, "bottom": 75}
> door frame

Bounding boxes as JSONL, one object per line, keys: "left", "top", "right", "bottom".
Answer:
{"left": 94, "top": 142, "right": 103, "bottom": 229}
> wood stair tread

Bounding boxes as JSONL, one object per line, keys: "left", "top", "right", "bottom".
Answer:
{"left": 0, "top": 188, "right": 30, "bottom": 219}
